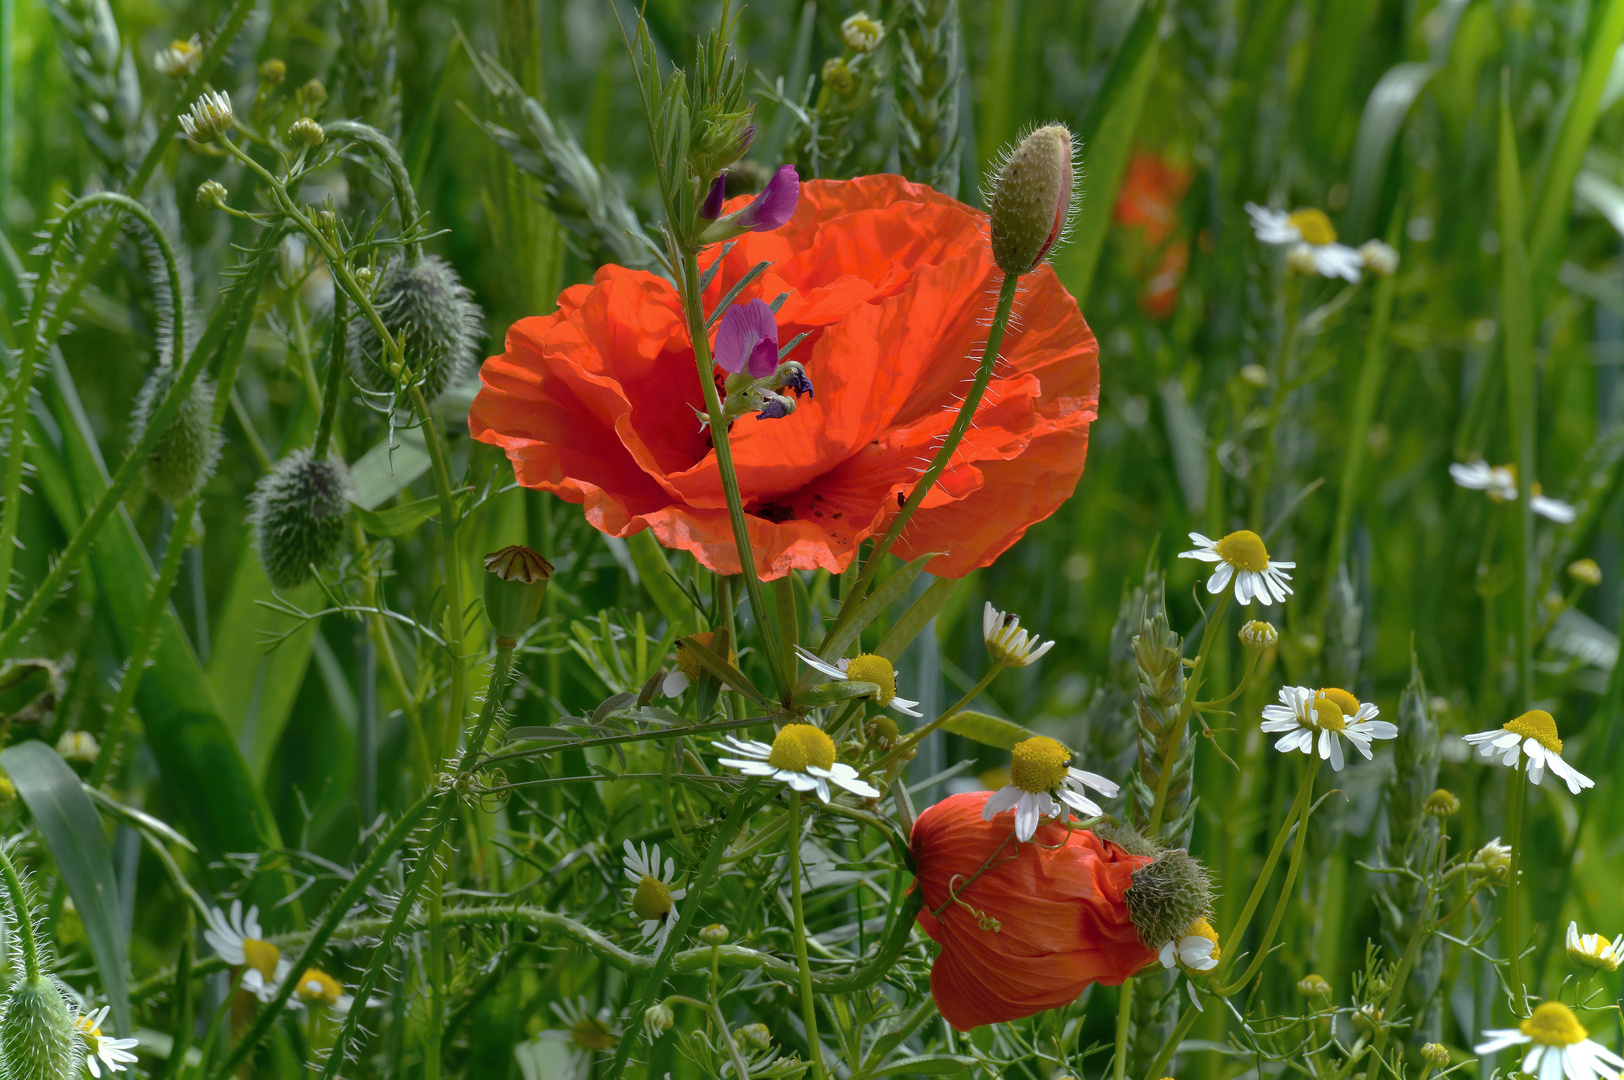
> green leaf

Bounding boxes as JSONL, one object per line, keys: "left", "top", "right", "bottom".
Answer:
{"left": 1345, "top": 62, "right": 1438, "bottom": 240}
{"left": 872, "top": 1054, "right": 979, "bottom": 1075}
{"left": 876, "top": 576, "right": 960, "bottom": 662}
{"left": 627, "top": 531, "right": 695, "bottom": 635}
{"left": 354, "top": 493, "right": 444, "bottom": 538}
{"left": 2, "top": 741, "right": 130, "bottom": 1035}
{"left": 680, "top": 629, "right": 767, "bottom": 707}
{"left": 939, "top": 710, "right": 1041, "bottom": 750}
{"left": 348, "top": 427, "right": 432, "bottom": 510}
{"left": 793, "top": 681, "right": 882, "bottom": 709}
{"left": 821, "top": 552, "right": 936, "bottom": 662}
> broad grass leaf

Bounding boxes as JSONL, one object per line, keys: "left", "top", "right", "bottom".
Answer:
{"left": 940, "top": 710, "right": 1041, "bottom": 750}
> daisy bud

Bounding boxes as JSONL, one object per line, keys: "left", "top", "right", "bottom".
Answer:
{"left": 355, "top": 265, "right": 376, "bottom": 289}
{"left": 1286, "top": 245, "right": 1319, "bottom": 275}
{"left": 313, "top": 209, "right": 339, "bottom": 236}
{"left": 1298, "top": 973, "right": 1332, "bottom": 998}
{"left": 1422, "top": 788, "right": 1460, "bottom": 818}
{"left": 642, "top": 1002, "right": 675, "bottom": 1040}
{"left": 55, "top": 730, "right": 99, "bottom": 764}
{"left": 1238, "top": 620, "right": 1278, "bottom": 650}
{"left": 821, "top": 57, "right": 857, "bottom": 95}
{"left": 483, "top": 545, "right": 553, "bottom": 648}
{"left": 1240, "top": 363, "right": 1269, "bottom": 387}
{"left": 1123, "top": 847, "right": 1213, "bottom": 953}
{"left": 300, "top": 79, "right": 327, "bottom": 106}
{"left": 841, "top": 12, "right": 885, "bottom": 52}
{"left": 249, "top": 449, "right": 352, "bottom": 589}
{"left": 1421, "top": 1043, "right": 1450, "bottom": 1070}
{"left": 988, "top": 124, "right": 1075, "bottom": 275}
{"left": 1568, "top": 558, "right": 1602, "bottom": 587}
{"left": 196, "top": 180, "right": 229, "bottom": 211}
{"left": 0, "top": 976, "right": 80, "bottom": 1080}
{"left": 736, "top": 1023, "right": 772, "bottom": 1052}
{"left": 691, "top": 113, "right": 755, "bottom": 179}
{"left": 260, "top": 58, "right": 288, "bottom": 85}
{"left": 865, "top": 714, "right": 901, "bottom": 751}
{"left": 1358, "top": 239, "right": 1399, "bottom": 277}
{"left": 1469, "top": 837, "right": 1512, "bottom": 881}
{"left": 698, "top": 923, "right": 729, "bottom": 946}
{"left": 287, "top": 116, "right": 325, "bottom": 149}
{"left": 348, "top": 255, "right": 483, "bottom": 403}
{"left": 1353, "top": 1004, "right": 1382, "bottom": 1035}
{"left": 153, "top": 36, "right": 202, "bottom": 79}
{"left": 129, "top": 368, "right": 220, "bottom": 504}
{"left": 179, "top": 90, "right": 234, "bottom": 142}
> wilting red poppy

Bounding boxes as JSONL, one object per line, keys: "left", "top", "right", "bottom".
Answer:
{"left": 1113, "top": 149, "right": 1194, "bottom": 247}
{"left": 912, "top": 791, "right": 1156, "bottom": 1030}
{"left": 469, "top": 175, "right": 1098, "bottom": 580}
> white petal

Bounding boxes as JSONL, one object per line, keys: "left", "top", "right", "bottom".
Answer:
{"left": 1207, "top": 562, "right": 1235, "bottom": 594}
{"left": 982, "top": 786, "right": 1022, "bottom": 819}
{"left": 1014, "top": 794, "right": 1041, "bottom": 841}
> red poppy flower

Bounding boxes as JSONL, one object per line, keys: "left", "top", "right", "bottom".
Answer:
{"left": 1114, "top": 149, "right": 1193, "bottom": 247}
{"left": 911, "top": 791, "right": 1156, "bottom": 1030}
{"left": 469, "top": 174, "right": 1098, "bottom": 580}
{"left": 1138, "top": 238, "right": 1189, "bottom": 321}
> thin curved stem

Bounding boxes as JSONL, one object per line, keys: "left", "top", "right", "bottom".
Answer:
{"left": 312, "top": 291, "right": 349, "bottom": 459}
{"left": 867, "top": 662, "right": 1006, "bottom": 780}
{"left": 1505, "top": 762, "right": 1529, "bottom": 1015}
{"left": 1217, "top": 760, "right": 1314, "bottom": 975}
{"left": 789, "top": 791, "right": 828, "bottom": 1080}
{"left": 324, "top": 121, "right": 424, "bottom": 261}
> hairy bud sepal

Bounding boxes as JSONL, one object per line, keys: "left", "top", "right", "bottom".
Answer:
{"left": 987, "top": 124, "right": 1076, "bottom": 275}
{"left": 130, "top": 368, "right": 221, "bottom": 504}
{"left": 1123, "top": 847, "right": 1213, "bottom": 950}
{"left": 0, "top": 976, "right": 83, "bottom": 1080}
{"left": 348, "top": 255, "right": 483, "bottom": 404}
{"left": 250, "top": 450, "right": 352, "bottom": 589}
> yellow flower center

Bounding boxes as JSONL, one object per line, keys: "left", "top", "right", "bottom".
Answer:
{"left": 632, "top": 875, "right": 672, "bottom": 921}
{"left": 296, "top": 968, "right": 343, "bottom": 1007}
{"left": 1311, "top": 698, "right": 1347, "bottom": 732}
{"left": 573, "top": 1015, "right": 615, "bottom": 1051}
{"left": 1317, "top": 688, "right": 1360, "bottom": 717}
{"left": 767, "top": 724, "right": 837, "bottom": 773}
{"left": 75, "top": 1015, "right": 102, "bottom": 1047}
{"left": 1185, "top": 917, "right": 1222, "bottom": 960}
{"left": 844, "top": 654, "right": 897, "bottom": 705}
{"left": 1009, "top": 736, "right": 1072, "bottom": 794}
{"left": 1288, "top": 208, "right": 1337, "bottom": 246}
{"left": 676, "top": 631, "right": 717, "bottom": 681}
{"left": 1214, "top": 530, "right": 1270, "bottom": 572}
{"left": 1503, "top": 709, "right": 1562, "bottom": 753}
{"left": 1519, "top": 1002, "right": 1588, "bottom": 1047}
{"left": 243, "top": 938, "right": 281, "bottom": 983}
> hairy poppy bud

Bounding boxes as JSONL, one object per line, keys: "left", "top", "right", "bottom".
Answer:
{"left": 1124, "top": 847, "right": 1213, "bottom": 952}
{"left": 988, "top": 124, "right": 1075, "bottom": 275}
{"left": 129, "top": 367, "right": 220, "bottom": 504}
{"left": 0, "top": 976, "right": 82, "bottom": 1080}
{"left": 250, "top": 449, "right": 352, "bottom": 589}
{"left": 287, "top": 116, "right": 324, "bottom": 149}
{"left": 348, "top": 255, "right": 483, "bottom": 403}
{"left": 482, "top": 545, "right": 552, "bottom": 647}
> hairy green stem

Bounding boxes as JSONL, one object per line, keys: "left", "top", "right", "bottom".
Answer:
{"left": 312, "top": 291, "right": 349, "bottom": 459}
{"left": 789, "top": 791, "right": 829, "bottom": 1080}
{"left": 1114, "top": 977, "right": 1136, "bottom": 1080}
{"left": 0, "top": 844, "right": 39, "bottom": 979}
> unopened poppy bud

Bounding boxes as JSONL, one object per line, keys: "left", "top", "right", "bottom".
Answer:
{"left": 180, "top": 90, "right": 234, "bottom": 142}
{"left": 698, "top": 923, "right": 729, "bottom": 946}
{"left": 1124, "top": 847, "right": 1213, "bottom": 952}
{"left": 129, "top": 368, "right": 220, "bottom": 504}
{"left": 0, "top": 976, "right": 79, "bottom": 1080}
{"left": 56, "top": 729, "right": 99, "bottom": 764}
{"left": 1421, "top": 1043, "right": 1450, "bottom": 1070}
{"left": 483, "top": 545, "right": 552, "bottom": 647}
{"left": 841, "top": 12, "right": 884, "bottom": 52}
{"left": 821, "top": 57, "right": 857, "bottom": 95}
{"left": 642, "top": 1002, "right": 675, "bottom": 1040}
{"left": 250, "top": 449, "right": 352, "bottom": 589}
{"left": 1422, "top": 788, "right": 1460, "bottom": 818}
{"left": 736, "top": 1023, "right": 772, "bottom": 1052}
{"left": 349, "top": 255, "right": 483, "bottom": 403}
{"left": 197, "top": 180, "right": 229, "bottom": 210}
{"left": 260, "top": 58, "right": 288, "bottom": 85}
{"left": 1298, "top": 973, "right": 1332, "bottom": 998}
{"left": 1238, "top": 620, "right": 1278, "bottom": 650}
{"left": 988, "top": 124, "right": 1075, "bottom": 275}
{"left": 288, "top": 116, "right": 324, "bottom": 149}
{"left": 1568, "top": 558, "right": 1602, "bottom": 586}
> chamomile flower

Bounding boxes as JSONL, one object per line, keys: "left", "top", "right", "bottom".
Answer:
{"left": 1449, "top": 461, "right": 1577, "bottom": 522}
{"left": 1158, "top": 919, "right": 1221, "bottom": 1012}
{"left": 1565, "top": 921, "right": 1623, "bottom": 973}
{"left": 983, "top": 602, "right": 1056, "bottom": 667}
{"left": 1178, "top": 530, "right": 1295, "bottom": 606}
{"left": 793, "top": 646, "right": 923, "bottom": 717}
{"left": 291, "top": 968, "right": 367, "bottom": 1014}
{"left": 179, "top": 90, "right": 234, "bottom": 142}
{"left": 841, "top": 12, "right": 884, "bottom": 52}
{"left": 542, "top": 997, "right": 616, "bottom": 1074}
{"left": 622, "top": 839, "right": 687, "bottom": 954}
{"left": 661, "top": 631, "right": 722, "bottom": 697}
{"left": 981, "top": 736, "right": 1120, "bottom": 841}
{"left": 152, "top": 36, "right": 202, "bottom": 78}
{"left": 1245, "top": 203, "right": 1363, "bottom": 281}
{"left": 1260, "top": 686, "right": 1397, "bottom": 771}
{"left": 1474, "top": 1002, "right": 1624, "bottom": 1080}
{"left": 714, "top": 724, "right": 881, "bottom": 803}
{"left": 1461, "top": 710, "right": 1593, "bottom": 794}
{"left": 76, "top": 1006, "right": 138, "bottom": 1077}
{"left": 202, "top": 900, "right": 283, "bottom": 1002}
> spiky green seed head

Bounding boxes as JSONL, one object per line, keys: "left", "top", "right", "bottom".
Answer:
{"left": 250, "top": 450, "right": 351, "bottom": 589}
{"left": 348, "top": 255, "right": 483, "bottom": 403}
{"left": 129, "top": 367, "right": 220, "bottom": 504}
{"left": 1123, "top": 847, "right": 1212, "bottom": 949}
{"left": 0, "top": 976, "right": 83, "bottom": 1080}
{"left": 988, "top": 124, "right": 1075, "bottom": 275}
{"left": 1093, "top": 822, "right": 1162, "bottom": 860}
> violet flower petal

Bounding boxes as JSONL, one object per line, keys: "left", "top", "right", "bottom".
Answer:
{"left": 712, "top": 299, "right": 780, "bottom": 376}
{"left": 699, "top": 175, "right": 727, "bottom": 220}
{"left": 735, "top": 165, "right": 800, "bottom": 232}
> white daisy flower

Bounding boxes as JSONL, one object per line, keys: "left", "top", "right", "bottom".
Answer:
{"left": 1566, "top": 921, "right": 1624, "bottom": 973}
{"left": 152, "top": 36, "right": 202, "bottom": 78}
{"left": 981, "top": 736, "right": 1120, "bottom": 842}
{"left": 841, "top": 12, "right": 884, "bottom": 52}
{"left": 202, "top": 901, "right": 283, "bottom": 1002}
{"left": 662, "top": 631, "right": 728, "bottom": 697}
{"left": 1159, "top": 919, "right": 1221, "bottom": 975}
{"left": 179, "top": 90, "right": 234, "bottom": 142}
{"left": 793, "top": 646, "right": 922, "bottom": 717}
{"left": 288, "top": 967, "right": 376, "bottom": 1015}
{"left": 1260, "top": 686, "right": 1397, "bottom": 771}
{"left": 622, "top": 839, "right": 687, "bottom": 954}
{"left": 983, "top": 602, "right": 1056, "bottom": 667}
{"left": 76, "top": 1006, "right": 138, "bottom": 1077}
{"left": 1177, "top": 530, "right": 1295, "bottom": 606}
{"left": 1359, "top": 239, "right": 1400, "bottom": 277}
{"left": 1461, "top": 709, "right": 1593, "bottom": 794}
{"left": 1245, "top": 203, "right": 1363, "bottom": 281}
{"left": 1449, "top": 461, "right": 1576, "bottom": 522}
{"left": 1474, "top": 1002, "right": 1624, "bottom": 1080}
{"left": 714, "top": 724, "right": 881, "bottom": 803}
{"left": 541, "top": 996, "right": 616, "bottom": 1069}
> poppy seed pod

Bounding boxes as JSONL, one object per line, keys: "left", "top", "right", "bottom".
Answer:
{"left": 348, "top": 255, "right": 483, "bottom": 403}
{"left": 482, "top": 545, "right": 553, "bottom": 647}
{"left": 0, "top": 976, "right": 82, "bottom": 1080}
{"left": 250, "top": 449, "right": 352, "bottom": 589}
{"left": 1123, "top": 846, "right": 1214, "bottom": 952}
{"left": 988, "top": 124, "right": 1075, "bottom": 275}
{"left": 129, "top": 367, "right": 221, "bottom": 504}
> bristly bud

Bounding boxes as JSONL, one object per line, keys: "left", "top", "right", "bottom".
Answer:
{"left": 1568, "top": 558, "right": 1602, "bottom": 586}
{"left": 841, "top": 12, "right": 885, "bottom": 52}
{"left": 347, "top": 255, "right": 484, "bottom": 403}
{"left": 1421, "top": 1043, "right": 1450, "bottom": 1070}
{"left": 179, "top": 90, "right": 234, "bottom": 142}
{"left": 1422, "top": 788, "right": 1460, "bottom": 817}
{"left": 249, "top": 449, "right": 352, "bottom": 589}
{"left": 698, "top": 923, "right": 729, "bottom": 946}
{"left": 482, "top": 545, "right": 552, "bottom": 647}
{"left": 1238, "top": 620, "right": 1278, "bottom": 650}
{"left": 1298, "top": 973, "right": 1332, "bottom": 998}
{"left": 287, "top": 116, "right": 324, "bottom": 149}
{"left": 1123, "top": 847, "right": 1212, "bottom": 951}
{"left": 129, "top": 367, "right": 220, "bottom": 504}
{"left": 196, "top": 180, "right": 228, "bottom": 211}
{"left": 0, "top": 976, "right": 83, "bottom": 1080}
{"left": 153, "top": 36, "right": 202, "bottom": 78}
{"left": 259, "top": 58, "right": 288, "bottom": 85}
{"left": 988, "top": 124, "right": 1075, "bottom": 275}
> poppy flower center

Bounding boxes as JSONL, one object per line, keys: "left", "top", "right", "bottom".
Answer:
{"left": 1288, "top": 208, "right": 1336, "bottom": 246}
{"left": 1311, "top": 699, "right": 1346, "bottom": 732}
{"left": 1519, "top": 1002, "right": 1588, "bottom": 1047}
{"left": 1214, "top": 530, "right": 1270, "bottom": 572}
{"left": 297, "top": 968, "right": 342, "bottom": 1006}
{"left": 768, "top": 724, "right": 836, "bottom": 772}
{"left": 1503, "top": 709, "right": 1562, "bottom": 753}
{"left": 573, "top": 1015, "right": 615, "bottom": 1051}
{"left": 243, "top": 938, "right": 281, "bottom": 982}
{"left": 1317, "top": 688, "right": 1360, "bottom": 716}
{"left": 844, "top": 654, "right": 897, "bottom": 705}
{"left": 632, "top": 875, "right": 673, "bottom": 921}
{"left": 1009, "top": 736, "right": 1071, "bottom": 793}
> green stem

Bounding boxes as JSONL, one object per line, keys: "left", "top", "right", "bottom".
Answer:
{"left": 1327, "top": 238, "right": 1398, "bottom": 575}
{"left": 1140, "top": 996, "right": 1203, "bottom": 1080}
{"left": 1249, "top": 274, "right": 1301, "bottom": 533}
{"left": 1148, "top": 593, "right": 1231, "bottom": 835}
{"left": 1219, "top": 761, "right": 1314, "bottom": 972}
{"left": 789, "top": 792, "right": 828, "bottom": 1080}
{"left": 1505, "top": 762, "right": 1529, "bottom": 1014}
{"left": 0, "top": 843, "right": 39, "bottom": 979}
{"left": 312, "top": 291, "right": 349, "bottom": 459}
{"left": 867, "top": 662, "right": 1005, "bottom": 779}
{"left": 1114, "top": 977, "right": 1135, "bottom": 1080}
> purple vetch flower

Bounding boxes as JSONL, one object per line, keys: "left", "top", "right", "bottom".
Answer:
{"left": 700, "top": 175, "right": 727, "bottom": 220}
{"left": 713, "top": 299, "right": 780, "bottom": 380}
{"left": 698, "top": 165, "right": 801, "bottom": 243}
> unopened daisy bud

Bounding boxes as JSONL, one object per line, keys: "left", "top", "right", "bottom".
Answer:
{"left": 1238, "top": 620, "right": 1278, "bottom": 650}
{"left": 249, "top": 449, "right": 352, "bottom": 589}
{"left": 300, "top": 79, "right": 327, "bottom": 105}
{"left": 56, "top": 729, "right": 99, "bottom": 764}
{"left": 260, "top": 58, "right": 288, "bottom": 85}
{"left": 1568, "top": 559, "right": 1602, "bottom": 587}
{"left": 287, "top": 116, "right": 324, "bottom": 149}
{"left": 312, "top": 209, "right": 339, "bottom": 236}
{"left": 1240, "top": 363, "right": 1269, "bottom": 387}
{"left": 841, "top": 12, "right": 884, "bottom": 52}
{"left": 153, "top": 36, "right": 202, "bottom": 78}
{"left": 643, "top": 1002, "right": 675, "bottom": 1040}
{"left": 1420, "top": 1043, "right": 1450, "bottom": 1070}
{"left": 1469, "top": 837, "right": 1512, "bottom": 881}
{"left": 1125, "top": 848, "right": 1213, "bottom": 951}
{"left": 129, "top": 368, "right": 220, "bottom": 504}
{"left": 348, "top": 255, "right": 483, "bottom": 403}
{"left": 179, "top": 90, "right": 234, "bottom": 142}
{"left": 354, "top": 265, "right": 375, "bottom": 289}
{"left": 865, "top": 714, "right": 901, "bottom": 750}
{"left": 483, "top": 545, "right": 552, "bottom": 647}
{"left": 988, "top": 124, "right": 1075, "bottom": 275}
{"left": 1298, "top": 973, "right": 1332, "bottom": 998}
{"left": 196, "top": 180, "right": 229, "bottom": 211}
{"left": 0, "top": 975, "right": 80, "bottom": 1080}
{"left": 698, "top": 923, "right": 729, "bottom": 946}
{"left": 1353, "top": 1004, "right": 1382, "bottom": 1035}
{"left": 1358, "top": 239, "right": 1399, "bottom": 277}
{"left": 1286, "top": 245, "right": 1320, "bottom": 275}
{"left": 736, "top": 1023, "right": 772, "bottom": 1052}
{"left": 1422, "top": 788, "right": 1460, "bottom": 818}
{"left": 821, "top": 56, "right": 857, "bottom": 95}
